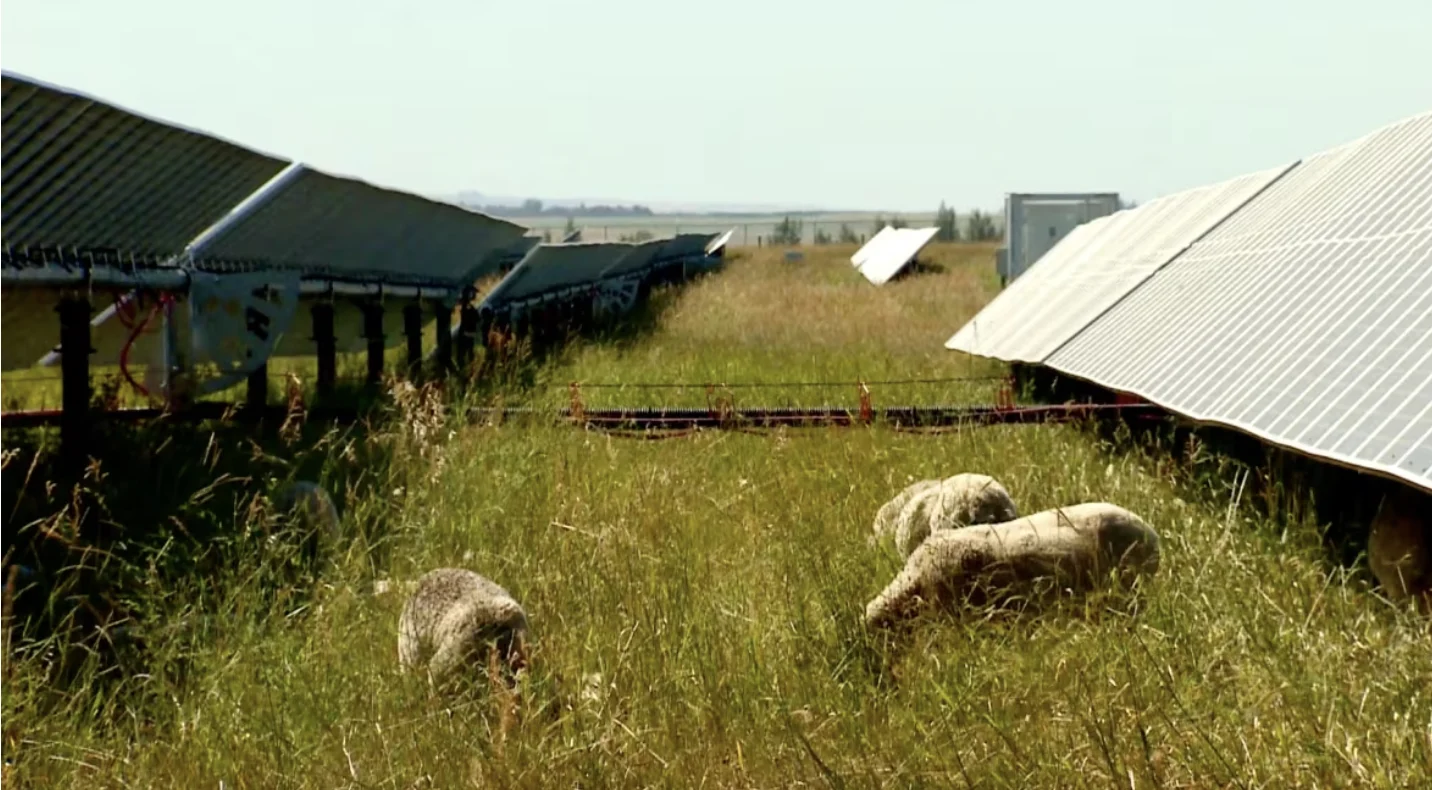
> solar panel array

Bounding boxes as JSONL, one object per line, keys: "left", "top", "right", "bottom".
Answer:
{"left": 1, "top": 70, "right": 524, "bottom": 294}
{"left": 478, "top": 232, "right": 725, "bottom": 319}
{"left": 950, "top": 110, "right": 1432, "bottom": 490}
{"left": 947, "top": 165, "right": 1292, "bottom": 362}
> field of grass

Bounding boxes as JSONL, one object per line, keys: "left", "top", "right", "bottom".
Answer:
{"left": 4, "top": 244, "right": 1430, "bottom": 788}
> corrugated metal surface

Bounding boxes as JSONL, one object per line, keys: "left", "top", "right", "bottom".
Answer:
{"left": 855, "top": 227, "right": 939, "bottom": 285}
{"left": 1, "top": 71, "right": 289, "bottom": 261}
{"left": 947, "top": 165, "right": 1293, "bottom": 362}
{"left": 192, "top": 166, "right": 528, "bottom": 287}
{"left": 1047, "top": 111, "right": 1432, "bottom": 490}
{"left": 483, "top": 242, "right": 636, "bottom": 307}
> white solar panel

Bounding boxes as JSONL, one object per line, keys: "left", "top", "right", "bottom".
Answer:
{"left": 854, "top": 227, "right": 940, "bottom": 285}
{"left": 706, "top": 228, "right": 735, "bottom": 255}
{"left": 1047, "top": 111, "right": 1432, "bottom": 490}
{"left": 945, "top": 165, "right": 1292, "bottom": 362}
{"left": 851, "top": 226, "right": 897, "bottom": 269}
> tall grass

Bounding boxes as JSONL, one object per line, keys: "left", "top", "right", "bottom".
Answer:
{"left": 4, "top": 244, "right": 1428, "bottom": 788}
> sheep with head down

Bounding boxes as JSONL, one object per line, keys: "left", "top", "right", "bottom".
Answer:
{"left": 398, "top": 567, "right": 531, "bottom": 692}
{"left": 871, "top": 474, "right": 1019, "bottom": 559}
{"left": 1367, "top": 486, "right": 1432, "bottom": 614}
{"left": 864, "top": 502, "right": 1161, "bottom": 629}
{"left": 274, "top": 480, "right": 341, "bottom": 543}
{"left": 869, "top": 479, "right": 940, "bottom": 545}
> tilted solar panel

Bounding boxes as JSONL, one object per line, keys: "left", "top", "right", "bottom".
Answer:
{"left": 851, "top": 226, "right": 898, "bottom": 269}
{"left": 1, "top": 71, "right": 289, "bottom": 263}
{"left": 656, "top": 233, "right": 720, "bottom": 263}
{"left": 856, "top": 227, "right": 940, "bottom": 285}
{"left": 482, "top": 242, "right": 637, "bottom": 307}
{"left": 945, "top": 164, "right": 1293, "bottom": 362}
{"left": 600, "top": 237, "right": 671, "bottom": 279}
{"left": 1047, "top": 111, "right": 1432, "bottom": 489}
{"left": 188, "top": 165, "right": 528, "bottom": 287}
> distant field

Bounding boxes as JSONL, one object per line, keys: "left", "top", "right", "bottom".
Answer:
{"left": 513, "top": 212, "right": 944, "bottom": 245}
{"left": 7, "top": 243, "right": 1428, "bottom": 788}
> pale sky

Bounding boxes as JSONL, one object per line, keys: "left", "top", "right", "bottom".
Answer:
{"left": 3, "top": 1, "right": 1429, "bottom": 212}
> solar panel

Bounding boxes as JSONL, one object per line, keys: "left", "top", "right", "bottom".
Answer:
{"left": 854, "top": 227, "right": 940, "bottom": 285}
{"left": 1003, "top": 193, "right": 1121, "bottom": 281}
{"left": 946, "top": 165, "right": 1292, "bottom": 362}
{"left": 1046, "top": 111, "right": 1432, "bottom": 489}
{"left": 188, "top": 165, "right": 528, "bottom": 287}
{"left": 706, "top": 228, "right": 735, "bottom": 255}
{"left": 656, "top": 233, "right": 720, "bottom": 263}
{"left": 599, "top": 237, "right": 671, "bottom": 279}
{"left": 851, "top": 226, "right": 898, "bottom": 269}
{"left": 1, "top": 71, "right": 288, "bottom": 263}
{"left": 482, "top": 242, "right": 637, "bottom": 308}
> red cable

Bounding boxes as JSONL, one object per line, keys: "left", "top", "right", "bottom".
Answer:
{"left": 118, "top": 293, "right": 175, "bottom": 400}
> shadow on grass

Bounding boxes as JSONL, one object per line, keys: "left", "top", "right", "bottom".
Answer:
{"left": 0, "top": 375, "right": 413, "bottom": 713}
{"left": 0, "top": 271, "right": 708, "bottom": 717}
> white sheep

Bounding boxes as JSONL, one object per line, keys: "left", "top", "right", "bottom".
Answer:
{"left": 869, "top": 479, "right": 940, "bottom": 545}
{"left": 864, "top": 502, "right": 1161, "bottom": 628}
{"left": 1367, "top": 487, "right": 1431, "bottom": 613}
{"left": 873, "top": 473, "right": 1019, "bottom": 559}
{"left": 899, "top": 472, "right": 1025, "bottom": 558}
{"left": 398, "top": 567, "right": 531, "bottom": 691}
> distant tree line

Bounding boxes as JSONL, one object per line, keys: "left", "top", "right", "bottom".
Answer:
{"left": 469, "top": 198, "right": 657, "bottom": 218}
{"left": 770, "top": 202, "right": 1003, "bottom": 246}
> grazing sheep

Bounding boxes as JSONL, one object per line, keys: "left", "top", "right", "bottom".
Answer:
{"left": 274, "top": 480, "right": 341, "bottom": 542}
{"left": 891, "top": 473, "right": 1019, "bottom": 559}
{"left": 864, "top": 502, "right": 1160, "bottom": 628}
{"left": 1367, "top": 487, "right": 1431, "bottom": 613}
{"left": 398, "top": 567, "right": 530, "bottom": 691}
{"left": 870, "top": 479, "right": 940, "bottom": 545}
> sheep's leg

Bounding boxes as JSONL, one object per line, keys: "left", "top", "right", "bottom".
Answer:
{"left": 489, "top": 643, "right": 521, "bottom": 757}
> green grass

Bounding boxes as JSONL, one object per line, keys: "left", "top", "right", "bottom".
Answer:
{"left": 4, "top": 244, "right": 1430, "bottom": 788}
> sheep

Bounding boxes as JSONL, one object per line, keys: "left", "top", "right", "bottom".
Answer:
{"left": 274, "top": 480, "right": 341, "bottom": 543}
{"left": 869, "top": 479, "right": 940, "bottom": 545}
{"left": 873, "top": 473, "right": 1019, "bottom": 559}
{"left": 397, "top": 567, "right": 531, "bottom": 692}
{"left": 1367, "top": 487, "right": 1431, "bottom": 613}
{"left": 864, "top": 502, "right": 1161, "bottom": 629}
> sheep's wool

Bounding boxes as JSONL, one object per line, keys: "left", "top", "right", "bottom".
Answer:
{"left": 893, "top": 473, "right": 1019, "bottom": 559}
{"left": 865, "top": 502, "right": 1160, "bottom": 627}
{"left": 871, "top": 479, "right": 940, "bottom": 544}
{"left": 398, "top": 567, "right": 530, "bottom": 686}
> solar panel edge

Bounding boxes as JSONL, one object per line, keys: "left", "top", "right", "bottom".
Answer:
{"left": 1041, "top": 358, "right": 1432, "bottom": 493}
